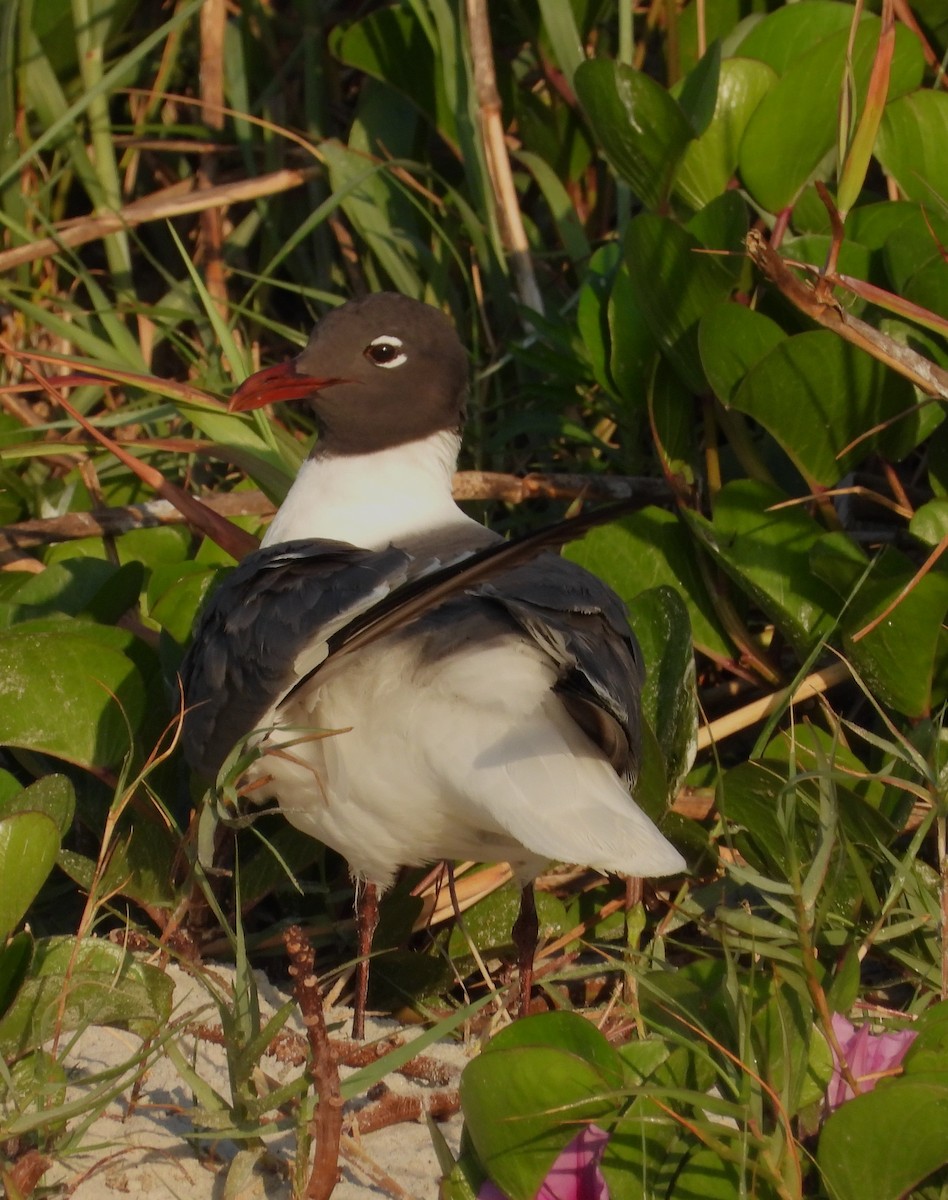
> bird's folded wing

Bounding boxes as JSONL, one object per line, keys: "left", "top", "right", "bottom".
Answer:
{"left": 179, "top": 539, "right": 413, "bottom": 778}
{"left": 472, "top": 553, "right": 643, "bottom": 780}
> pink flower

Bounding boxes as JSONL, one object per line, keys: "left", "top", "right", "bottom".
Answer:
{"left": 478, "top": 1125, "right": 610, "bottom": 1200}
{"left": 827, "top": 1012, "right": 916, "bottom": 1111}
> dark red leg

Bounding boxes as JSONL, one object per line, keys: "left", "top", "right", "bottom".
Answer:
{"left": 352, "top": 880, "right": 379, "bottom": 1040}
{"left": 512, "top": 882, "right": 538, "bottom": 1017}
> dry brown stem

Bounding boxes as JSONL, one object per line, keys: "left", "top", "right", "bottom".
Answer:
{"left": 349, "top": 1085, "right": 460, "bottom": 1135}
{"left": 746, "top": 229, "right": 948, "bottom": 400}
{"left": 0, "top": 168, "right": 318, "bottom": 273}
{"left": 466, "top": 0, "right": 543, "bottom": 313}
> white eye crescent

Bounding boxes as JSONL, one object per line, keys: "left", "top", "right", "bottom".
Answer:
{"left": 364, "top": 334, "right": 407, "bottom": 369}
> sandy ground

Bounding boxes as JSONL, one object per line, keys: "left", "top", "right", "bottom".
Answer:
{"left": 43, "top": 964, "right": 473, "bottom": 1199}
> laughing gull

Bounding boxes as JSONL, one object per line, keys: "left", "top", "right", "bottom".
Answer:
{"left": 180, "top": 292, "right": 685, "bottom": 1034}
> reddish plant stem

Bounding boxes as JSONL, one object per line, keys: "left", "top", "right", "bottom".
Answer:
{"left": 283, "top": 925, "right": 343, "bottom": 1200}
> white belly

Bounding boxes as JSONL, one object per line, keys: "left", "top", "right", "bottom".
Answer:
{"left": 243, "top": 612, "right": 684, "bottom": 888}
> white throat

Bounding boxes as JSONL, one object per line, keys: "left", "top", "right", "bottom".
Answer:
{"left": 262, "top": 429, "right": 478, "bottom": 550}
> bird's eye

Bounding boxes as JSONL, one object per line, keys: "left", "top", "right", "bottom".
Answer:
{"left": 364, "top": 335, "right": 407, "bottom": 369}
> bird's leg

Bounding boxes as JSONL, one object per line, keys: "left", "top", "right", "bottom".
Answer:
{"left": 352, "top": 880, "right": 379, "bottom": 1040}
{"left": 512, "top": 882, "right": 538, "bottom": 1017}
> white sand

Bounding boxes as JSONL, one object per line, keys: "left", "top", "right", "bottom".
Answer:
{"left": 43, "top": 963, "right": 474, "bottom": 1199}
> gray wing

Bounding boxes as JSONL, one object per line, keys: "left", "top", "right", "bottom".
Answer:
{"left": 179, "top": 539, "right": 412, "bottom": 779}
{"left": 473, "top": 552, "right": 643, "bottom": 780}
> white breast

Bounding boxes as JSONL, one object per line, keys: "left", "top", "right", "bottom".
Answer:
{"left": 262, "top": 429, "right": 483, "bottom": 551}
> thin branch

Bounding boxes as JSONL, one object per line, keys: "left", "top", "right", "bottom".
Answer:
{"left": 746, "top": 229, "right": 948, "bottom": 400}
{"left": 0, "top": 167, "right": 318, "bottom": 273}
{"left": 0, "top": 471, "right": 672, "bottom": 553}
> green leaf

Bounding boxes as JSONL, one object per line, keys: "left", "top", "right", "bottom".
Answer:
{"left": 0, "top": 624, "right": 148, "bottom": 769}
{"left": 575, "top": 58, "right": 694, "bottom": 210}
{"left": 819, "top": 1080, "right": 948, "bottom": 1200}
{"left": 566, "top": 510, "right": 732, "bottom": 659}
{"left": 0, "top": 774, "right": 75, "bottom": 835}
{"left": 460, "top": 1011, "right": 624, "bottom": 1200}
{"left": 0, "top": 813, "right": 60, "bottom": 941}
{"left": 330, "top": 7, "right": 458, "bottom": 148}
{"left": 699, "top": 302, "right": 786, "bottom": 406}
{"left": 883, "top": 207, "right": 948, "bottom": 323}
{"left": 0, "top": 932, "right": 33, "bottom": 1022}
{"left": 911, "top": 500, "right": 948, "bottom": 549}
{"left": 537, "top": 0, "right": 584, "bottom": 83}
{"left": 738, "top": 19, "right": 923, "bottom": 213}
{"left": 0, "top": 935, "right": 173, "bottom": 1058}
{"left": 146, "top": 561, "right": 222, "bottom": 647}
{"left": 675, "top": 41, "right": 722, "bottom": 138}
{"left": 6, "top": 558, "right": 143, "bottom": 624}
{"left": 729, "top": 331, "right": 920, "bottom": 488}
{"left": 674, "top": 56, "right": 776, "bottom": 210}
{"left": 734, "top": 2, "right": 856, "bottom": 74}
{"left": 607, "top": 259, "right": 660, "bottom": 405}
{"left": 688, "top": 480, "right": 841, "bottom": 654}
{"left": 625, "top": 211, "right": 742, "bottom": 391}
{"left": 628, "top": 587, "right": 698, "bottom": 796}
{"left": 876, "top": 89, "right": 948, "bottom": 206}
{"left": 812, "top": 535, "right": 948, "bottom": 716}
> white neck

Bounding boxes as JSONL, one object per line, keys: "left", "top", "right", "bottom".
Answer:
{"left": 261, "top": 430, "right": 479, "bottom": 551}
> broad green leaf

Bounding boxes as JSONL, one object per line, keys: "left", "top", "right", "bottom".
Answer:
{"left": 59, "top": 819, "right": 181, "bottom": 911}
{"left": 675, "top": 41, "right": 722, "bottom": 138}
{"left": 0, "top": 775, "right": 74, "bottom": 835}
{"left": 447, "top": 885, "right": 567, "bottom": 963}
{"left": 739, "top": 19, "right": 923, "bottom": 213}
{"left": 883, "top": 208, "right": 948, "bottom": 323}
{"left": 460, "top": 1011, "right": 624, "bottom": 1200}
{"left": 669, "top": 1148, "right": 777, "bottom": 1200}
{"left": 687, "top": 480, "right": 841, "bottom": 654}
{"left": 911, "top": 500, "right": 948, "bottom": 549}
{"left": 0, "top": 624, "right": 148, "bottom": 768}
{"left": 819, "top": 1080, "right": 948, "bottom": 1200}
{"left": 330, "top": 7, "right": 458, "bottom": 149}
{"left": 876, "top": 89, "right": 948, "bottom": 206}
{"left": 6, "top": 558, "right": 143, "bottom": 624}
{"left": 628, "top": 587, "right": 698, "bottom": 797}
{"left": 146, "top": 561, "right": 222, "bottom": 646}
{"left": 0, "top": 932, "right": 32, "bottom": 1021}
{"left": 734, "top": 2, "right": 856, "bottom": 74}
{"left": 564, "top": 510, "right": 732, "bottom": 659}
{"left": 0, "top": 813, "right": 60, "bottom": 941}
{"left": 674, "top": 56, "right": 775, "bottom": 209}
{"left": 903, "top": 1000, "right": 948, "bottom": 1077}
{"left": 606, "top": 259, "right": 659, "bottom": 405}
{"left": 575, "top": 58, "right": 694, "bottom": 210}
{"left": 811, "top": 536, "right": 948, "bottom": 717}
{"left": 729, "top": 331, "right": 920, "bottom": 487}
{"left": 699, "top": 302, "right": 785, "bottom": 405}
{"left": 754, "top": 988, "right": 833, "bottom": 1115}
{"left": 720, "top": 760, "right": 800, "bottom": 877}
{"left": 625, "top": 211, "right": 742, "bottom": 391}
{"left": 0, "top": 936, "right": 173, "bottom": 1058}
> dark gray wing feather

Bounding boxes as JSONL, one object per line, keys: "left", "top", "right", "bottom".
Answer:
{"left": 182, "top": 503, "right": 645, "bottom": 785}
{"left": 179, "top": 539, "right": 411, "bottom": 778}
{"left": 473, "top": 553, "right": 642, "bottom": 780}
